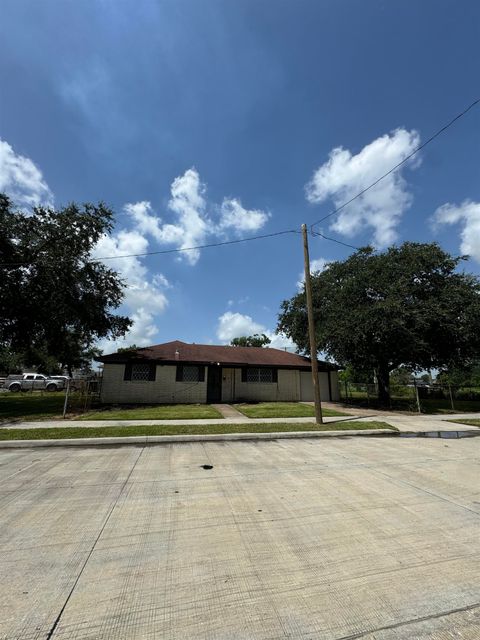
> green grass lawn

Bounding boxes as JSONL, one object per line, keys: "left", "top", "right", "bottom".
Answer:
{"left": 340, "top": 393, "right": 480, "bottom": 414}
{"left": 0, "top": 421, "right": 394, "bottom": 440}
{"left": 420, "top": 399, "right": 480, "bottom": 414}
{"left": 448, "top": 419, "right": 480, "bottom": 428}
{"left": 0, "top": 392, "right": 68, "bottom": 422}
{"left": 81, "top": 404, "right": 223, "bottom": 420}
{"left": 0, "top": 394, "right": 224, "bottom": 422}
{"left": 233, "top": 402, "right": 347, "bottom": 418}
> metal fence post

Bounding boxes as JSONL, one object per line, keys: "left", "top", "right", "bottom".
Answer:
{"left": 62, "top": 379, "right": 70, "bottom": 419}
{"left": 414, "top": 379, "right": 422, "bottom": 413}
{"left": 448, "top": 383, "right": 455, "bottom": 411}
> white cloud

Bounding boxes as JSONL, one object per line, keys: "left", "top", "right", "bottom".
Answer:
{"left": 432, "top": 200, "right": 480, "bottom": 262}
{"left": 92, "top": 229, "right": 169, "bottom": 353}
{"left": 96, "top": 309, "right": 159, "bottom": 356}
{"left": 124, "top": 168, "right": 269, "bottom": 266}
{"left": 266, "top": 332, "right": 296, "bottom": 351}
{"left": 216, "top": 311, "right": 295, "bottom": 351}
{"left": 297, "top": 257, "right": 328, "bottom": 290}
{"left": 123, "top": 201, "right": 168, "bottom": 242}
{"left": 167, "top": 168, "right": 210, "bottom": 264}
{"left": 216, "top": 311, "right": 264, "bottom": 342}
{"left": 306, "top": 128, "right": 420, "bottom": 247}
{"left": 93, "top": 166, "right": 270, "bottom": 352}
{"left": 0, "top": 138, "right": 53, "bottom": 208}
{"left": 123, "top": 170, "right": 208, "bottom": 265}
{"left": 218, "top": 198, "right": 270, "bottom": 233}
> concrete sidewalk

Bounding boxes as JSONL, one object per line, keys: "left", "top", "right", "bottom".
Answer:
{"left": 0, "top": 415, "right": 355, "bottom": 429}
{"left": 1, "top": 412, "right": 479, "bottom": 432}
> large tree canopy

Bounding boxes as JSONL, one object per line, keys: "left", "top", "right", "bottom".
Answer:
{"left": 277, "top": 242, "right": 480, "bottom": 404}
{"left": 0, "top": 195, "right": 131, "bottom": 374}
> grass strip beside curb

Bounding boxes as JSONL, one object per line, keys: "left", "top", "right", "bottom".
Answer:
{"left": 233, "top": 403, "right": 347, "bottom": 418}
{"left": 447, "top": 419, "right": 480, "bottom": 428}
{"left": 0, "top": 421, "right": 394, "bottom": 440}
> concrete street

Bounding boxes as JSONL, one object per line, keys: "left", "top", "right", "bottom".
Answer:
{"left": 1, "top": 437, "right": 479, "bottom": 639}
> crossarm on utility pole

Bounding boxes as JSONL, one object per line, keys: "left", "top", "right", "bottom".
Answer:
{"left": 302, "top": 224, "right": 323, "bottom": 424}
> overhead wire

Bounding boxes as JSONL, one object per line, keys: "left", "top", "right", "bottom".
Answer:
{"left": 0, "top": 229, "right": 299, "bottom": 267}
{"left": 309, "top": 97, "right": 480, "bottom": 232}
{"left": 311, "top": 230, "right": 361, "bottom": 251}
{"left": 1, "top": 98, "right": 478, "bottom": 268}
{"left": 92, "top": 229, "right": 299, "bottom": 261}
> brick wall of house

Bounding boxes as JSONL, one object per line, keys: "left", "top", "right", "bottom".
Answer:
{"left": 231, "top": 368, "right": 300, "bottom": 402}
{"left": 100, "top": 364, "right": 207, "bottom": 404}
{"left": 100, "top": 363, "right": 340, "bottom": 404}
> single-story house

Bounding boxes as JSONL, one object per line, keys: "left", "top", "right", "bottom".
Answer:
{"left": 97, "top": 340, "right": 340, "bottom": 404}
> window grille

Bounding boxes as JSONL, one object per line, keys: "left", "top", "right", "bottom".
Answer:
{"left": 259, "top": 368, "right": 274, "bottom": 383}
{"left": 175, "top": 365, "right": 205, "bottom": 382}
{"left": 182, "top": 366, "right": 201, "bottom": 382}
{"left": 131, "top": 364, "right": 151, "bottom": 381}
{"left": 246, "top": 368, "right": 275, "bottom": 383}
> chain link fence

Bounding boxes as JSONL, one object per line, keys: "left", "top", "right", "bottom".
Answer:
{"left": 62, "top": 378, "right": 102, "bottom": 416}
{"left": 339, "top": 381, "right": 480, "bottom": 413}
{"left": 0, "top": 376, "right": 102, "bottom": 420}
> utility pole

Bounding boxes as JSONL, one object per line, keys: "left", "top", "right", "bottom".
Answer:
{"left": 302, "top": 224, "right": 323, "bottom": 424}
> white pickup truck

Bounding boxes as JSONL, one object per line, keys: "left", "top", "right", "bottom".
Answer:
{"left": 3, "top": 374, "right": 63, "bottom": 392}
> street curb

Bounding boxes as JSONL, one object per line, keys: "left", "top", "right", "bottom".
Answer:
{"left": 0, "top": 428, "right": 397, "bottom": 448}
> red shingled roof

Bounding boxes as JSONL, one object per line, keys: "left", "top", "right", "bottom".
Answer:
{"left": 98, "top": 340, "right": 338, "bottom": 370}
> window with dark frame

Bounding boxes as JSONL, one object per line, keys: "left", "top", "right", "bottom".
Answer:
{"left": 243, "top": 367, "right": 278, "bottom": 383}
{"left": 123, "top": 362, "right": 156, "bottom": 382}
{"left": 176, "top": 365, "right": 205, "bottom": 382}
{"left": 131, "top": 364, "right": 151, "bottom": 381}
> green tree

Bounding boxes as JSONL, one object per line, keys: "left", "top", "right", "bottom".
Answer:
{"left": 117, "top": 344, "right": 140, "bottom": 353}
{"left": 278, "top": 242, "right": 480, "bottom": 405}
{"left": 436, "top": 361, "right": 480, "bottom": 387}
{"left": 0, "top": 195, "right": 131, "bottom": 374}
{"left": 390, "top": 366, "right": 414, "bottom": 386}
{"left": 338, "top": 364, "right": 374, "bottom": 384}
{"left": 230, "top": 334, "right": 272, "bottom": 347}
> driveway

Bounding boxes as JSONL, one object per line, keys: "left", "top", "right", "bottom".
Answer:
{"left": 1, "top": 438, "right": 479, "bottom": 639}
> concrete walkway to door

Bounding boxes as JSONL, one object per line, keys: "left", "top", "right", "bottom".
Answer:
{"left": 210, "top": 404, "right": 247, "bottom": 419}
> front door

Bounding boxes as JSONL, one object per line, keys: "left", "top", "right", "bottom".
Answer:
{"left": 207, "top": 365, "right": 222, "bottom": 403}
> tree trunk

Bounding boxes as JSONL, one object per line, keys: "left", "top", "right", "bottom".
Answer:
{"left": 376, "top": 364, "right": 391, "bottom": 407}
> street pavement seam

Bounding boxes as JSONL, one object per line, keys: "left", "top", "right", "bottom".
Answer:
{"left": 44, "top": 445, "right": 146, "bottom": 639}
{"left": 334, "top": 600, "right": 480, "bottom": 640}
{"left": 372, "top": 465, "right": 480, "bottom": 518}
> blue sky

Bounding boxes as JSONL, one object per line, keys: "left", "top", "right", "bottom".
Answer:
{"left": 1, "top": 0, "right": 479, "bottom": 354}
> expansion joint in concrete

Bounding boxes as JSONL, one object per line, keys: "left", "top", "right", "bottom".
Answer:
{"left": 45, "top": 446, "right": 146, "bottom": 639}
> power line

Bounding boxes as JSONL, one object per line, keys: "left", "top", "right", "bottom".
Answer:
{"left": 2, "top": 98, "right": 478, "bottom": 268}
{"left": 0, "top": 229, "right": 299, "bottom": 267}
{"left": 90, "top": 229, "right": 299, "bottom": 261}
{"left": 311, "top": 230, "right": 361, "bottom": 251}
{"left": 310, "top": 97, "right": 480, "bottom": 232}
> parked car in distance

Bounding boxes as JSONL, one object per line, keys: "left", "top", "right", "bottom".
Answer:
{"left": 49, "top": 375, "right": 70, "bottom": 388}
{"left": 3, "top": 374, "right": 63, "bottom": 392}
{"left": 49, "top": 376, "right": 84, "bottom": 391}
